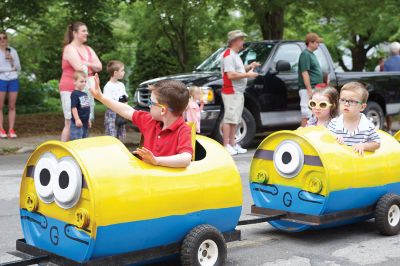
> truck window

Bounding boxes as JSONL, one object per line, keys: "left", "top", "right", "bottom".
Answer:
{"left": 272, "top": 43, "right": 302, "bottom": 73}
{"left": 240, "top": 43, "right": 274, "bottom": 66}
{"left": 314, "top": 48, "right": 330, "bottom": 73}
{"left": 195, "top": 47, "right": 225, "bottom": 72}
{"left": 195, "top": 43, "right": 274, "bottom": 72}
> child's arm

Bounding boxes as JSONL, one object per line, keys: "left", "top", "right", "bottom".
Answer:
{"left": 362, "top": 141, "right": 380, "bottom": 152}
{"left": 134, "top": 147, "right": 192, "bottom": 168}
{"left": 91, "top": 74, "right": 134, "bottom": 120}
{"left": 71, "top": 107, "right": 82, "bottom": 128}
{"left": 199, "top": 101, "right": 204, "bottom": 111}
{"left": 353, "top": 141, "right": 380, "bottom": 156}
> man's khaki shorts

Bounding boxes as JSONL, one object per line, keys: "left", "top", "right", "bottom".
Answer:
{"left": 60, "top": 91, "right": 72, "bottom": 120}
{"left": 222, "top": 92, "right": 244, "bottom": 124}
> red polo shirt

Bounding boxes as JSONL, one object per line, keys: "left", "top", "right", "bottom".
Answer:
{"left": 132, "top": 111, "right": 193, "bottom": 157}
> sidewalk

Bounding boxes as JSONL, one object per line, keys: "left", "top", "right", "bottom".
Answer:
{"left": 0, "top": 131, "right": 141, "bottom": 155}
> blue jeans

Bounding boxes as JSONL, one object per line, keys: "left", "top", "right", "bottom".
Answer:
{"left": 70, "top": 122, "right": 89, "bottom": 140}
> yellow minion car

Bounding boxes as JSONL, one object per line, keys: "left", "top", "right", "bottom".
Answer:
{"left": 18, "top": 131, "right": 242, "bottom": 265}
{"left": 250, "top": 126, "right": 400, "bottom": 235}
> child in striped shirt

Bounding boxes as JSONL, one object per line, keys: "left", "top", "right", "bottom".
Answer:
{"left": 327, "top": 82, "right": 380, "bottom": 156}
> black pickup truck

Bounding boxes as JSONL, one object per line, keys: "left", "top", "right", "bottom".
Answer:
{"left": 134, "top": 40, "right": 400, "bottom": 147}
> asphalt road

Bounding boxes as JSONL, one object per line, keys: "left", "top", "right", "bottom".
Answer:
{"left": 1, "top": 150, "right": 400, "bottom": 265}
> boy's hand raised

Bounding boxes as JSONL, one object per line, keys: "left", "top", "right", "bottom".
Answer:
{"left": 134, "top": 147, "right": 158, "bottom": 166}
{"left": 90, "top": 73, "right": 103, "bottom": 100}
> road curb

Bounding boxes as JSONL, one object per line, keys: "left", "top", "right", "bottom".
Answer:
{"left": 0, "top": 146, "right": 35, "bottom": 155}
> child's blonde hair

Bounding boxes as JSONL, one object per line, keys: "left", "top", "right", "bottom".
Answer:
{"left": 73, "top": 70, "right": 86, "bottom": 81}
{"left": 311, "top": 87, "right": 339, "bottom": 118}
{"left": 340, "top": 82, "right": 369, "bottom": 103}
{"left": 188, "top": 86, "right": 201, "bottom": 99}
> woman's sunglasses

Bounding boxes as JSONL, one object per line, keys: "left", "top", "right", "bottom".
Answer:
{"left": 308, "top": 100, "right": 332, "bottom": 110}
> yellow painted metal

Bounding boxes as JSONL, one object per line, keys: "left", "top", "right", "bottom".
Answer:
{"left": 251, "top": 126, "right": 400, "bottom": 195}
{"left": 20, "top": 135, "right": 242, "bottom": 239}
{"left": 394, "top": 130, "right": 400, "bottom": 141}
{"left": 75, "top": 208, "right": 90, "bottom": 229}
{"left": 25, "top": 193, "right": 38, "bottom": 212}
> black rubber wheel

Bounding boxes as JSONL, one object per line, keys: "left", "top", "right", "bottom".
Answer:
{"left": 374, "top": 193, "right": 400, "bottom": 236}
{"left": 212, "top": 107, "right": 256, "bottom": 148}
{"left": 363, "top": 101, "right": 384, "bottom": 129}
{"left": 180, "top": 224, "right": 227, "bottom": 266}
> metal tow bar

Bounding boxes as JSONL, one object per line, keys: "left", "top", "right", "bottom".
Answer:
{"left": 238, "top": 213, "right": 286, "bottom": 226}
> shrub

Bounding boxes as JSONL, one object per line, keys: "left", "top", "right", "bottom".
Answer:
{"left": 14, "top": 75, "right": 61, "bottom": 114}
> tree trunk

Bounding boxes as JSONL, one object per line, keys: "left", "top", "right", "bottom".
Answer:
{"left": 349, "top": 33, "right": 371, "bottom": 71}
{"left": 260, "top": 8, "right": 284, "bottom": 40}
{"left": 248, "top": 1, "right": 284, "bottom": 40}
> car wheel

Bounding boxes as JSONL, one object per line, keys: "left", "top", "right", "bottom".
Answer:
{"left": 364, "top": 101, "right": 384, "bottom": 129}
{"left": 374, "top": 193, "right": 400, "bottom": 236}
{"left": 180, "top": 224, "right": 227, "bottom": 266}
{"left": 212, "top": 107, "right": 256, "bottom": 148}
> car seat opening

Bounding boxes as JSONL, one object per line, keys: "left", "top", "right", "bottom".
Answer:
{"left": 194, "top": 140, "right": 206, "bottom": 161}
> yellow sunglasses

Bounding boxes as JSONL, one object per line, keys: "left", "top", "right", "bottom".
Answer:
{"left": 308, "top": 100, "right": 332, "bottom": 110}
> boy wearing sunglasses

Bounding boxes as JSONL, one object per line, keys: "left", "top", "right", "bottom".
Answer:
{"left": 327, "top": 82, "right": 380, "bottom": 155}
{"left": 91, "top": 74, "right": 193, "bottom": 168}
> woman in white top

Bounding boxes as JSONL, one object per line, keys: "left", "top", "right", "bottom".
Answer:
{"left": 0, "top": 31, "right": 21, "bottom": 138}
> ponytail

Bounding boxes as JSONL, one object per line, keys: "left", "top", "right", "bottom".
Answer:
{"left": 63, "top": 21, "right": 86, "bottom": 46}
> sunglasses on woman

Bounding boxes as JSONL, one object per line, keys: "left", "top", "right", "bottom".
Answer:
{"left": 308, "top": 100, "right": 332, "bottom": 110}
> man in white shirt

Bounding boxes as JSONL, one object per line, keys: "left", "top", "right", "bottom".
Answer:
{"left": 221, "top": 30, "right": 260, "bottom": 155}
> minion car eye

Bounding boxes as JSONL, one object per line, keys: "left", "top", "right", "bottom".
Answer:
{"left": 34, "top": 153, "right": 58, "bottom": 203}
{"left": 53, "top": 157, "right": 82, "bottom": 209}
{"left": 273, "top": 140, "right": 304, "bottom": 178}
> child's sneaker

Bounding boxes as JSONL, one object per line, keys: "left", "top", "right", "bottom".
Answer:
{"left": 8, "top": 129, "right": 17, "bottom": 139}
{"left": 0, "top": 129, "right": 7, "bottom": 138}
{"left": 234, "top": 144, "right": 247, "bottom": 154}
{"left": 225, "top": 144, "right": 238, "bottom": 156}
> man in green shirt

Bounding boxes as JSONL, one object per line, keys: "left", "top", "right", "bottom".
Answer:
{"left": 298, "top": 32, "right": 323, "bottom": 126}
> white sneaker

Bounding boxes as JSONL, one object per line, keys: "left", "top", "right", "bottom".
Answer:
{"left": 225, "top": 144, "right": 238, "bottom": 155}
{"left": 234, "top": 144, "right": 247, "bottom": 154}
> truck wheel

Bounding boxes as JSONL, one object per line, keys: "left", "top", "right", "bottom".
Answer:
{"left": 180, "top": 224, "right": 227, "bottom": 266}
{"left": 364, "top": 101, "right": 384, "bottom": 129}
{"left": 374, "top": 193, "right": 400, "bottom": 236}
{"left": 213, "top": 107, "right": 256, "bottom": 148}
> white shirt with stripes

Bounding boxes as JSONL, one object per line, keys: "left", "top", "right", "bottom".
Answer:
{"left": 327, "top": 113, "right": 381, "bottom": 146}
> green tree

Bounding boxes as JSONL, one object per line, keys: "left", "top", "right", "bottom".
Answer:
{"left": 0, "top": 0, "right": 48, "bottom": 29}
{"left": 124, "top": 0, "right": 249, "bottom": 89}
{"left": 285, "top": 0, "right": 400, "bottom": 71}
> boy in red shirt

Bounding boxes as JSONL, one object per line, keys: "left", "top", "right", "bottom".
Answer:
{"left": 91, "top": 74, "right": 193, "bottom": 168}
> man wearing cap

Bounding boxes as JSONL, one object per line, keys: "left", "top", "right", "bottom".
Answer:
{"left": 383, "top": 42, "right": 400, "bottom": 133}
{"left": 298, "top": 32, "right": 323, "bottom": 126}
{"left": 221, "top": 30, "right": 260, "bottom": 155}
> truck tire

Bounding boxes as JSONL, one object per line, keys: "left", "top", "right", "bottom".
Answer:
{"left": 364, "top": 101, "right": 384, "bottom": 129}
{"left": 212, "top": 107, "right": 256, "bottom": 148}
{"left": 374, "top": 193, "right": 400, "bottom": 236}
{"left": 180, "top": 224, "right": 227, "bottom": 266}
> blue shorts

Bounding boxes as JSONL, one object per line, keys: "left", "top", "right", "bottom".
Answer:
{"left": 70, "top": 122, "right": 89, "bottom": 140}
{"left": 0, "top": 79, "right": 19, "bottom": 92}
